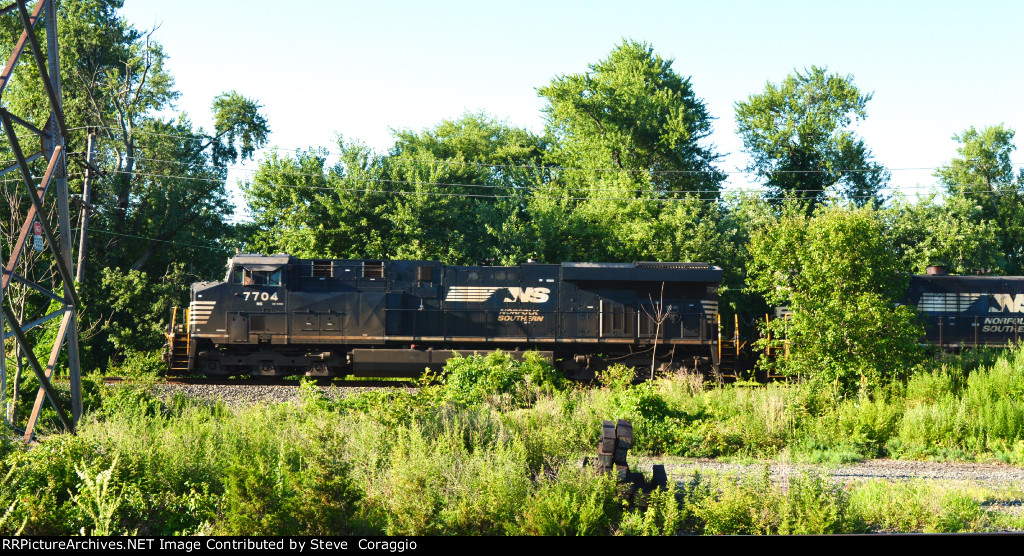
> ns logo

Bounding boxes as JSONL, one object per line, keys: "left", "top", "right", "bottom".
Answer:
{"left": 990, "top": 294, "right": 1024, "bottom": 313}
{"left": 504, "top": 287, "right": 550, "bottom": 304}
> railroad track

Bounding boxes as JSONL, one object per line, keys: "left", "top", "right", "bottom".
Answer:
{"left": 102, "top": 376, "right": 418, "bottom": 388}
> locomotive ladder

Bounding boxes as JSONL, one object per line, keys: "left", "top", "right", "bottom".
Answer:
{"left": 762, "top": 313, "right": 789, "bottom": 379}
{"left": 166, "top": 306, "right": 191, "bottom": 374}
{"left": 717, "top": 313, "right": 741, "bottom": 378}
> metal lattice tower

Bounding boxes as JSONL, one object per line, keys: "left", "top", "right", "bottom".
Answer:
{"left": 0, "top": 0, "right": 82, "bottom": 441}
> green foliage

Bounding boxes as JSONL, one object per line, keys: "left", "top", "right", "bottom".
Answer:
{"left": 439, "top": 351, "right": 565, "bottom": 408}
{"left": 71, "top": 457, "right": 123, "bottom": 536}
{"left": 778, "top": 472, "right": 850, "bottom": 534}
{"left": 244, "top": 113, "right": 544, "bottom": 265}
{"left": 934, "top": 124, "right": 1024, "bottom": 273}
{"left": 617, "top": 484, "right": 687, "bottom": 536}
{"left": 240, "top": 148, "right": 342, "bottom": 258}
{"left": 218, "top": 449, "right": 362, "bottom": 536}
{"left": 82, "top": 265, "right": 190, "bottom": 369}
{"left": 887, "top": 193, "right": 1003, "bottom": 274}
{"left": 383, "top": 114, "right": 546, "bottom": 264}
{"left": 847, "top": 481, "right": 1004, "bottom": 533}
{"left": 209, "top": 91, "right": 271, "bottom": 165}
{"left": 747, "top": 204, "right": 925, "bottom": 393}
{"left": 515, "top": 467, "right": 621, "bottom": 535}
{"left": 354, "top": 414, "right": 530, "bottom": 535}
{"left": 8, "top": 355, "right": 1024, "bottom": 535}
{"left": 936, "top": 125, "right": 1017, "bottom": 198}
{"left": 599, "top": 364, "right": 639, "bottom": 391}
{"left": 530, "top": 40, "right": 728, "bottom": 265}
{"left": 336, "top": 388, "right": 432, "bottom": 429}
{"left": 735, "top": 66, "right": 889, "bottom": 207}
{"left": 95, "top": 385, "right": 164, "bottom": 420}
{"left": 614, "top": 382, "right": 686, "bottom": 454}
{"left": 688, "top": 468, "right": 852, "bottom": 535}
{"left": 895, "top": 346, "right": 1024, "bottom": 460}
{"left": 539, "top": 39, "right": 724, "bottom": 194}
{"left": 796, "top": 395, "right": 902, "bottom": 461}
{"left": 1, "top": 435, "right": 107, "bottom": 534}
{"left": 107, "top": 349, "right": 167, "bottom": 378}
{"left": 0, "top": 465, "right": 27, "bottom": 535}
{"left": 691, "top": 467, "right": 779, "bottom": 534}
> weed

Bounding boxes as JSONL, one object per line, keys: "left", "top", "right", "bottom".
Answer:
{"left": 617, "top": 483, "right": 687, "bottom": 536}
{"left": 71, "top": 456, "right": 123, "bottom": 536}
{"left": 515, "top": 466, "right": 621, "bottom": 535}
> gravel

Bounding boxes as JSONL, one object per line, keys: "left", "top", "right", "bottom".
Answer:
{"left": 639, "top": 458, "right": 1024, "bottom": 490}
{"left": 146, "top": 382, "right": 408, "bottom": 406}
{"left": 640, "top": 459, "right": 1024, "bottom": 520}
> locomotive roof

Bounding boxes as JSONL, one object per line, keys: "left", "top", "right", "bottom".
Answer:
{"left": 911, "top": 274, "right": 1024, "bottom": 283}
{"left": 561, "top": 261, "right": 722, "bottom": 282}
{"left": 224, "top": 255, "right": 722, "bottom": 283}
{"left": 228, "top": 254, "right": 294, "bottom": 271}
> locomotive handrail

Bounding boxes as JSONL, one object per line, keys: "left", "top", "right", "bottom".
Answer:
{"left": 185, "top": 306, "right": 191, "bottom": 357}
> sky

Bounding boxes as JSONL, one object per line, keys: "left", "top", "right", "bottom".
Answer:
{"left": 118, "top": 0, "right": 1024, "bottom": 216}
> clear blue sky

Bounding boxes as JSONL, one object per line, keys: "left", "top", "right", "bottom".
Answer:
{"left": 119, "top": 0, "right": 1024, "bottom": 211}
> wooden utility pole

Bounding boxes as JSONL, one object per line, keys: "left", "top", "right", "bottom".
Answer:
{"left": 75, "top": 131, "right": 96, "bottom": 283}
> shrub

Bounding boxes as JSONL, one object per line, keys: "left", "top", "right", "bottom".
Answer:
{"left": 617, "top": 484, "right": 687, "bottom": 536}
{"left": 515, "top": 467, "right": 621, "bottom": 535}
{"left": 439, "top": 350, "right": 563, "bottom": 408}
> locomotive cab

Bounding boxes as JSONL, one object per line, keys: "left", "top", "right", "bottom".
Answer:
{"left": 224, "top": 254, "right": 290, "bottom": 287}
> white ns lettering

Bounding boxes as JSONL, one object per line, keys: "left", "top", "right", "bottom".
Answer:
{"left": 990, "top": 293, "right": 1024, "bottom": 313}
{"left": 504, "top": 287, "right": 550, "bottom": 304}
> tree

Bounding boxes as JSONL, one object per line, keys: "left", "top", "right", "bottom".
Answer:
{"left": 0, "top": 1, "right": 270, "bottom": 369}
{"left": 539, "top": 39, "right": 725, "bottom": 197}
{"left": 934, "top": 125, "right": 1024, "bottom": 273}
{"left": 381, "top": 113, "right": 546, "bottom": 264}
{"left": 244, "top": 113, "right": 545, "bottom": 265}
{"left": 735, "top": 66, "right": 889, "bottom": 208}
{"left": 747, "top": 205, "right": 924, "bottom": 395}
{"left": 886, "top": 194, "right": 1002, "bottom": 275}
{"left": 530, "top": 40, "right": 726, "bottom": 264}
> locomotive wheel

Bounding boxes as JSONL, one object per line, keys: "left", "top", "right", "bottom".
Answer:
{"left": 205, "top": 360, "right": 227, "bottom": 376}
{"left": 306, "top": 361, "right": 330, "bottom": 377}
{"left": 251, "top": 361, "right": 278, "bottom": 377}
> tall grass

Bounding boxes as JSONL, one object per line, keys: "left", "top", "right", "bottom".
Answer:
{"left": 4, "top": 345, "right": 1024, "bottom": 534}
{"left": 896, "top": 347, "right": 1024, "bottom": 462}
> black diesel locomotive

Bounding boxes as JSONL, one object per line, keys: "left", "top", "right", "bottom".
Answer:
{"left": 907, "top": 271, "right": 1024, "bottom": 347}
{"left": 165, "top": 255, "right": 723, "bottom": 378}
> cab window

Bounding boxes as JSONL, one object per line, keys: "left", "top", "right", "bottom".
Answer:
{"left": 231, "top": 268, "right": 282, "bottom": 286}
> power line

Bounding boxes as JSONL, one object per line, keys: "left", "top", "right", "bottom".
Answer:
{"left": 90, "top": 167, "right": 1016, "bottom": 203}
{"left": 110, "top": 150, "right": 1024, "bottom": 177}
{"left": 65, "top": 125, "right": 1024, "bottom": 177}
{"left": 85, "top": 228, "right": 231, "bottom": 252}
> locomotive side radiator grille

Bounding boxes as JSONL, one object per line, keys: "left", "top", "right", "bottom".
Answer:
{"left": 918, "top": 292, "right": 982, "bottom": 313}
